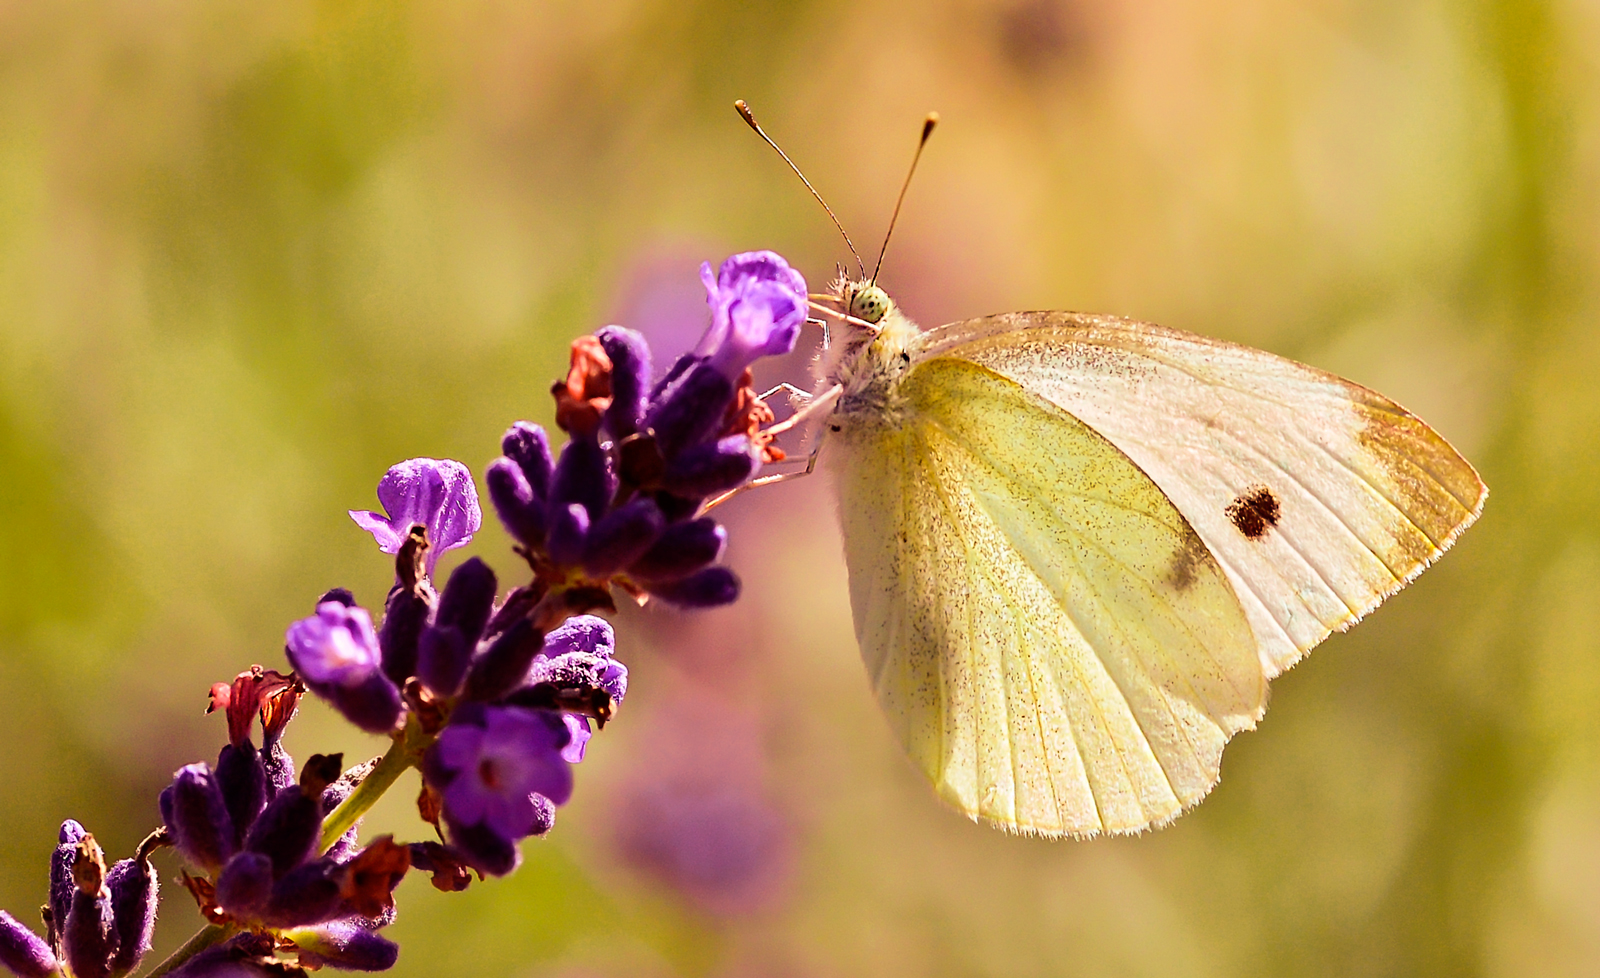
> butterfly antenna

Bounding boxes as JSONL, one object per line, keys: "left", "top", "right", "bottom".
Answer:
{"left": 871, "top": 111, "right": 939, "bottom": 284}
{"left": 735, "top": 99, "right": 865, "bottom": 279}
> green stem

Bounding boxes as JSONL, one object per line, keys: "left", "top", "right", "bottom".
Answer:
{"left": 138, "top": 923, "right": 232, "bottom": 978}
{"left": 318, "top": 715, "right": 434, "bottom": 852}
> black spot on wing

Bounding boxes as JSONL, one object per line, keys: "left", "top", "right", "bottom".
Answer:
{"left": 1162, "top": 529, "right": 1210, "bottom": 592}
{"left": 1226, "top": 486, "right": 1280, "bottom": 541}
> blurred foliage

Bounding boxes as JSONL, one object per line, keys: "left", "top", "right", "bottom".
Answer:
{"left": 1, "top": 0, "right": 1597, "bottom": 976}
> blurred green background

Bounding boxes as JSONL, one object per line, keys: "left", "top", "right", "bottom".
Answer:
{"left": 0, "top": 0, "right": 1596, "bottom": 975}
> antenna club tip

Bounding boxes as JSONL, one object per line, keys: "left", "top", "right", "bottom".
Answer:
{"left": 734, "top": 99, "right": 758, "bottom": 127}
{"left": 926, "top": 111, "right": 941, "bottom": 124}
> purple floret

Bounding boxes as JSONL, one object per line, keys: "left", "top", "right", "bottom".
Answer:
{"left": 349, "top": 458, "right": 482, "bottom": 577}
{"left": 695, "top": 251, "right": 807, "bottom": 380}
{"left": 429, "top": 705, "right": 573, "bottom": 843}
{"left": 285, "top": 602, "right": 404, "bottom": 734}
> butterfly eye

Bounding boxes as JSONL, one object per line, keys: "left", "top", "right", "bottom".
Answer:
{"left": 850, "top": 285, "right": 891, "bottom": 324}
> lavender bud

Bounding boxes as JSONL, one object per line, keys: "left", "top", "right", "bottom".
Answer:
{"left": 291, "top": 920, "right": 400, "bottom": 972}
{"left": 648, "top": 566, "right": 741, "bottom": 608}
{"left": 649, "top": 352, "right": 696, "bottom": 400}
{"left": 501, "top": 422, "right": 553, "bottom": 498}
{"left": 63, "top": 838, "right": 114, "bottom": 978}
{"left": 0, "top": 912, "right": 56, "bottom": 978}
{"left": 317, "top": 587, "right": 355, "bottom": 607}
{"left": 545, "top": 502, "right": 589, "bottom": 568}
{"left": 462, "top": 619, "right": 544, "bottom": 703}
{"left": 546, "top": 435, "right": 612, "bottom": 524}
{"left": 261, "top": 741, "right": 296, "bottom": 797}
{"left": 329, "top": 673, "right": 406, "bottom": 735}
{"left": 644, "top": 362, "right": 734, "bottom": 458}
{"left": 417, "top": 625, "right": 471, "bottom": 699}
{"left": 285, "top": 602, "right": 404, "bottom": 734}
{"left": 596, "top": 325, "right": 652, "bottom": 439}
{"left": 658, "top": 435, "right": 759, "bottom": 499}
{"left": 320, "top": 775, "right": 362, "bottom": 864}
{"left": 629, "top": 518, "right": 727, "bottom": 582}
{"left": 214, "top": 852, "right": 273, "bottom": 918}
{"left": 582, "top": 498, "right": 665, "bottom": 578}
{"left": 486, "top": 457, "right": 546, "bottom": 547}
{"left": 435, "top": 557, "right": 497, "bottom": 647}
{"left": 216, "top": 742, "right": 268, "bottom": 847}
{"left": 166, "top": 765, "right": 236, "bottom": 871}
{"left": 49, "top": 819, "right": 87, "bottom": 947}
{"left": 244, "top": 787, "right": 321, "bottom": 879}
{"left": 106, "top": 856, "right": 158, "bottom": 974}
{"left": 163, "top": 935, "right": 278, "bottom": 978}
{"left": 378, "top": 584, "right": 431, "bottom": 688}
{"left": 444, "top": 819, "right": 520, "bottom": 878}
{"left": 262, "top": 861, "right": 341, "bottom": 929}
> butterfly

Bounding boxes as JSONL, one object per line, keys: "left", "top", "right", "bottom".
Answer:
{"left": 739, "top": 102, "right": 1487, "bottom": 838}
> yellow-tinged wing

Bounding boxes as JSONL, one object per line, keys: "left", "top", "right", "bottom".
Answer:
{"left": 832, "top": 357, "right": 1266, "bottom": 837}
{"left": 915, "top": 313, "right": 1487, "bottom": 679}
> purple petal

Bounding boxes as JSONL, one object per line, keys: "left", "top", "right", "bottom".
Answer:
{"left": 562, "top": 715, "right": 592, "bottom": 763}
{"left": 347, "top": 510, "right": 403, "bottom": 552}
{"left": 542, "top": 615, "right": 615, "bottom": 658}
{"left": 352, "top": 458, "right": 482, "bottom": 576}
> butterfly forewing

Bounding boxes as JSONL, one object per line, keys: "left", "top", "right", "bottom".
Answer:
{"left": 833, "top": 356, "right": 1266, "bottom": 837}
{"left": 914, "top": 313, "right": 1487, "bottom": 680}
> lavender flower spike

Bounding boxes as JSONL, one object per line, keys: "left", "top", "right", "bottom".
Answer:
{"left": 695, "top": 251, "right": 807, "bottom": 380}
{"left": 349, "top": 458, "right": 482, "bottom": 577}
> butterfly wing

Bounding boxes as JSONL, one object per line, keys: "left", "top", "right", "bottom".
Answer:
{"left": 832, "top": 356, "right": 1266, "bottom": 836}
{"left": 914, "top": 312, "right": 1487, "bottom": 679}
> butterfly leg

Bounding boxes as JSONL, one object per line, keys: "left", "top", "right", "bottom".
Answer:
{"left": 702, "top": 440, "right": 824, "bottom": 512}
{"left": 760, "top": 382, "right": 813, "bottom": 407}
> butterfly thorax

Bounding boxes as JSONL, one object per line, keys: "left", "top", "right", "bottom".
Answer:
{"left": 817, "top": 278, "right": 921, "bottom": 430}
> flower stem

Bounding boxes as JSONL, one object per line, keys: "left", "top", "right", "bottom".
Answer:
{"left": 139, "top": 923, "right": 232, "bottom": 978}
{"left": 318, "top": 714, "right": 435, "bottom": 853}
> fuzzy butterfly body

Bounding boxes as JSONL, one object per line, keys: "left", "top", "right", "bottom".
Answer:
{"left": 815, "top": 279, "right": 1485, "bottom": 837}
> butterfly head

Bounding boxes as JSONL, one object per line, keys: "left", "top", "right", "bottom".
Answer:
{"left": 848, "top": 282, "right": 892, "bottom": 325}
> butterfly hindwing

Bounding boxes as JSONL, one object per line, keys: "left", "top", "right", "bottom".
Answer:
{"left": 915, "top": 313, "right": 1487, "bottom": 679}
{"left": 833, "top": 356, "right": 1265, "bottom": 836}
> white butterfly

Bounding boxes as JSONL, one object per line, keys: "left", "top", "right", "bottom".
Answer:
{"left": 787, "top": 279, "right": 1485, "bottom": 838}
{"left": 736, "top": 102, "right": 1486, "bottom": 838}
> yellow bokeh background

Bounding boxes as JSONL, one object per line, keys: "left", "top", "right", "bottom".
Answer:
{"left": 1, "top": 0, "right": 1597, "bottom": 975}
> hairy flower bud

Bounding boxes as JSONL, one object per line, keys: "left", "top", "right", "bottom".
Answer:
{"left": 462, "top": 618, "right": 545, "bottom": 704}
{"left": 485, "top": 456, "right": 546, "bottom": 547}
{"left": 290, "top": 919, "right": 400, "bottom": 972}
{"left": 582, "top": 498, "right": 665, "bottom": 578}
{"left": 501, "top": 422, "right": 554, "bottom": 499}
{"left": 628, "top": 518, "right": 727, "bottom": 582}
{"left": 596, "top": 325, "right": 652, "bottom": 439}
{"left": 0, "top": 912, "right": 57, "bottom": 978}
{"left": 48, "top": 819, "right": 87, "bottom": 948}
{"left": 106, "top": 854, "right": 158, "bottom": 974}
{"left": 166, "top": 765, "right": 236, "bottom": 871}
{"left": 658, "top": 435, "right": 760, "bottom": 499}
{"left": 216, "top": 741, "right": 268, "bottom": 848}
{"left": 378, "top": 584, "right": 431, "bottom": 689}
{"left": 215, "top": 852, "right": 273, "bottom": 918}
{"left": 646, "top": 566, "right": 741, "bottom": 608}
